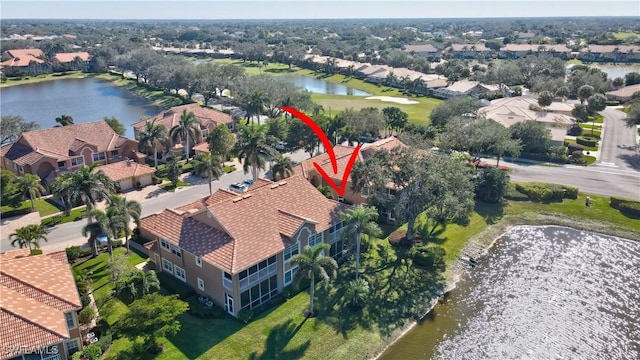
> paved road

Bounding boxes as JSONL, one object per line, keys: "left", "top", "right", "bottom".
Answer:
{"left": 597, "top": 107, "right": 639, "bottom": 172}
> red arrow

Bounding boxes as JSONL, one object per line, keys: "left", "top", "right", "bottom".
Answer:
{"left": 281, "top": 106, "right": 361, "bottom": 197}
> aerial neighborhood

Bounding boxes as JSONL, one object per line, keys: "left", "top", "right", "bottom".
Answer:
{"left": 0, "top": 13, "right": 639, "bottom": 360}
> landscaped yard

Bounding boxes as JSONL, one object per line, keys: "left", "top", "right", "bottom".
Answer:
{"left": 41, "top": 206, "right": 87, "bottom": 227}
{"left": 160, "top": 181, "right": 191, "bottom": 192}
{"left": 99, "top": 191, "right": 638, "bottom": 360}
{"left": 211, "top": 58, "right": 300, "bottom": 76}
{"left": 564, "top": 137, "right": 599, "bottom": 151}
{"left": 0, "top": 198, "right": 62, "bottom": 218}
{"left": 96, "top": 73, "right": 184, "bottom": 107}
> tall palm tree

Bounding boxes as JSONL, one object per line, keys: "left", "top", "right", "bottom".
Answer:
{"left": 234, "top": 124, "right": 271, "bottom": 181}
{"left": 271, "top": 154, "right": 294, "bottom": 181}
{"left": 291, "top": 244, "right": 338, "bottom": 317}
{"left": 169, "top": 110, "right": 202, "bottom": 162}
{"left": 64, "top": 164, "right": 115, "bottom": 227}
{"left": 16, "top": 173, "right": 45, "bottom": 211}
{"left": 10, "top": 224, "right": 48, "bottom": 251}
{"left": 191, "top": 153, "right": 224, "bottom": 195}
{"left": 244, "top": 90, "right": 265, "bottom": 126}
{"left": 137, "top": 270, "right": 160, "bottom": 297}
{"left": 50, "top": 172, "right": 74, "bottom": 216}
{"left": 54, "top": 114, "right": 74, "bottom": 127}
{"left": 138, "top": 119, "right": 167, "bottom": 168}
{"left": 340, "top": 205, "right": 382, "bottom": 280}
{"left": 82, "top": 208, "right": 126, "bottom": 258}
{"left": 109, "top": 195, "right": 142, "bottom": 253}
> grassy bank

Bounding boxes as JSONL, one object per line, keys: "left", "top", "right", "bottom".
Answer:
{"left": 101, "top": 191, "right": 638, "bottom": 360}
{"left": 94, "top": 72, "right": 184, "bottom": 108}
{"left": 0, "top": 71, "right": 90, "bottom": 88}
{"left": 212, "top": 58, "right": 300, "bottom": 76}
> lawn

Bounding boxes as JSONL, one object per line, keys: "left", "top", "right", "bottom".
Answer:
{"left": 160, "top": 180, "right": 190, "bottom": 192}
{"left": 212, "top": 58, "right": 300, "bottom": 76}
{"left": 95, "top": 72, "right": 184, "bottom": 108}
{"left": 613, "top": 31, "right": 640, "bottom": 40}
{"left": 0, "top": 71, "right": 88, "bottom": 88}
{"left": 1, "top": 198, "right": 61, "bottom": 218}
{"left": 102, "top": 189, "right": 638, "bottom": 360}
{"left": 564, "top": 137, "right": 599, "bottom": 151}
{"left": 41, "top": 206, "right": 87, "bottom": 227}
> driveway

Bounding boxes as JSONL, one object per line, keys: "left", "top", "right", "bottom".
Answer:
{"left": 596, "top": 107, "right": 640, "bottom": 172}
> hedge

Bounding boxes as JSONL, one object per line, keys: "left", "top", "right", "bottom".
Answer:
{"left": 157, "top": 271, "right": 195, "bottom": 299}
{"left": 610, "top": 196, "right": 640, "bottom": 218}
{"left": 515, "top": 182, "right": 578, "bottom": 202}
{"left": 576, "top": 136, "right": 599, "bottom": 147}
{"left": 562, "top": 185, "right": 579, "bottom": 199}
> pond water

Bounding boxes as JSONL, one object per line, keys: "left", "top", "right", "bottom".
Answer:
{"left": 0, "top": 78, "right": 161, "bottom": 139}
{"left": 279, "top": 74, "right": 371, "bottom": 96}
{"left": 379, "top": 226, "right": 640, "bottom": 359}
{"left": 567, "top": 63, "right": 640, "bottom": 80}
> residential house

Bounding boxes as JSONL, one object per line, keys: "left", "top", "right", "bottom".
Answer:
{"left": 605, "top": 84, "right": 640, "bottom": 102}
{"left": 139, "top": 175, "right": 349, "bottom": 317}
{"left": 499, "top": 44, "right": 571, "bottom": 59}
{"left": 293, "top": 137, "right": 407, "bottom": 221}
{"left": 51, "top": 52, "right": 91, "bottom": 70}
{"left": 448, "top": 44, "right": 492, "bottom": 59}
{"left": 0, "top": 120, "right": 140, "bottom": 187}
{"left": 132, "top": 104, "right": 234, "bottom": 158}
{"left": 432, "top": 80, "right": 498, "bottom": 99}
{"left": 580, "top": 45, "right": 640, "bottom": 62}
{"left": 1, "top": 250, "right": 83, "bottom": 360}
{"left": 93, "top": 160, "right": 156, "bottom": 191}
{"left": 359, "top": 64, "right": 392, "bottom": 83}
{"left": 403, "top": 44, "right": 440, "bottom": 58}
{"left": 479, "top": 96, "right": 576, "bottom": 145}
{"left": 0, "top": 48, "right": 47, "bottom": 75}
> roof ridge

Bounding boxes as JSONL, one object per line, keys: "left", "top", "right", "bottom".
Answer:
{"left": 1, "top": 287, "right": 70, "bottom": 339}
{"left": 0, "top": 271, "right": 79, "bottom": 310}
{"left": 277, "top": 209, "right": 316, "bottom": 223}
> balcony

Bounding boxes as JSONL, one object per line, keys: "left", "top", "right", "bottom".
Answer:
{"left": 239, "top": 262, "right": 277, "bottom": 290}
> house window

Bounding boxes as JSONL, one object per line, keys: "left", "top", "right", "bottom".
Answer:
{"left": 160, "top": 239, "right": 170, "bottom": 251}
{"left": 329, "top": 222, "right": 344, "bottom": 243}
{"left": 162, "top": 258, "right": 173, "bottom": 273}
{"left": 92, "top": 152, "right": 106, "bottom": 162}
{"left": 58, "top": 161, "right": 67, "bottom": 169}
{"left": 171, "top": 244, "right": 182, "bottom": 257}
{"left": 283, "top": 242, "right": 299, "bottom": 262}
{"left": 308, "top": 233, "right": 323, "bottom": 248}
{"left": 238, "top": 256, "right": 277, "bottom": 289}
{"left": 70, "top": 156, "right": 84, "bottom": 167}
{"left": 65, "top": 312, "right": 76, "bottom": 329}
{"left": 195, "top": 256, "right": 202, "bottom": 267}
{"left": 223, "top": 272, "right": 233, "bottom": 290}
{"left": 66, "top": 339, "right": 80, "bottom": 356}
{"left": 284, "top": 266, "right": 298, "bottom": 286}
{"left": 330, "top": 239, "right": 347, "bottom": 261}
{"left": 240, "top": 274, "right": 278, "bottom": 310}
{"left": 174, "top": 265, "right": 186, "bottom": 282}
{"left": 16, "top": 165, "right": 24, "bottom": 173}
{"left": 197, "top": 278, "right": 205, "bottom": 291}
{"left": 111, "top": 150, "right": 118, "bottom": 157}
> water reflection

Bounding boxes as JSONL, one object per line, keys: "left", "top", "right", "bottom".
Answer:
{"left": 279, "top": 74, "right": 371, "bottom": 96}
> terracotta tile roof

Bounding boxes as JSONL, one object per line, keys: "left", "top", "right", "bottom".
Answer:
{"left": 1, "top": 120, "right": 137, "bottom": 165}
{"left": 93, "top": 160, "right": 156, "bottom": 182}
{"left": 174, "top": 189, "right": 239, "bottom": 212}
{"left": 144, "top": 240, "right": 158, "bottom": 252}
{"left": 501, "top": 44, "right": 571, "bottom": 52}
{"left": 192, "top": 142, "right": 210, "bottom": 153}
{"left": 360, "top": 137, "right": 407, "bottom": 160}
{"left": 132, "top": 104, "right": 233, "bottom": 131}
{"left": 4, "top": 48, "right": 44, "bottom": 58}
{"left": 297, "top": 145, "right": 361, "bottom": 182}
{"left": 0, "top": 251, "right": 81, "bottom": 357}
{"left": 404, "top": 44, "right": 438, "bottom": 53}
{"left": 585, "top": 45, "right": 640, "bottom": 53}
{"left": 142, "top": 175, "right": 348, "bottom": 273}
{"left": 450, "top": 43, "right": 489, "bottom": 52}
{"left": 248, "top": 178, "right": 273, "bottom": 191}
{"left": 53, "top": 52, "right": 90, "bottom": 63}
{"left": 1, "top": 49, "right": 45, "bottom": 67}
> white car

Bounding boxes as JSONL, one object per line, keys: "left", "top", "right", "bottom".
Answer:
{"left": 229, "top": 182, "right": 249, "bottom": 193}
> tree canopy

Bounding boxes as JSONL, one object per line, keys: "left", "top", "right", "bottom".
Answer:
{"left": 1, "top": 115, "right": 39, "bottom": 145}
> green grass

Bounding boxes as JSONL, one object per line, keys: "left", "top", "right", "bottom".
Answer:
{"left": 160, "top": 181, "right": 190, "bottom": 192}
{"left": 619, "top": 107, "right": 631, "bottom": 114}
{"left": 0, "top": 71, "right": 88, "bottom": 88}
{"left": 583, "top": 155, "right": 597, "bottom": 165}
{"left": 223, "top": 165, "right": 237, "bottom": 173}
{"left": 591, "top": 114, "right": 604, "bottom": 124}
{"left": 95, "top": 72, "right": 184, "bottom": 107}
{"left": 212, "top": 58, "right": 300, "bottom": 76}
{"left": 1, "top": 198, "right": 63, "bottom": 217}
{"left": 613, "top": 31, "right": 640, "bottom": 40}
{"left": 41, "top": 206, "right": 87, "bottom": 227}
{"left": 564, "top": 138, "right": 599, "bottom": 151}
{"left": 566, "top": 59, "right": 583, "bottom": 65}
{"left": 577, "top": 126, "right": 602, "bottom": 138}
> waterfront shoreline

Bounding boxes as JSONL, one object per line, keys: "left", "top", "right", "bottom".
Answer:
{"left": 371, "top": 212, "right": 639, "bottom": 360}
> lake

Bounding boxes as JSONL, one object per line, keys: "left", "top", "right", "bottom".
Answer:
{"left": 0, "top": 78, "right": 161, "bottom": 139}
{"left": 379, "top": 226, "right": 640, "bottom": 359}
{"left": 279, "top": 74, "right": 371, "bottom": 96}
{"left": 568, "top": 63, "right": 640, "bottom": 79}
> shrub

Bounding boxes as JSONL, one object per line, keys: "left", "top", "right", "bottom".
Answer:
{"left": 567, "top": 125, "right": 583, "bottom": 136}
{"left": 78, "top": 307, "right": 96, "bottom": 325}
{"left": 388, "top": 229, "right": 407, "bottom": 247}
{"left": 152, "top": 175, "right": 162, "bottom": 184}
{"left": 0, "top": 207, "right": 32, "bottom": 219}
{"left": 411, "top": 246, "right": 446, "bottom": 271}
{"left": 80, "top": 344, "right": 102, "bottom": 360}
{"left": 566, "top": 142, "right": 585, "bottom": 153}
{"left": 30, "top": 249, "right": 43, "bottom": 255}
{"left": 96, "top": 332, "right": 113, "bottom": 353}
{"left": 561, "top": 185, "right": 579, "bottom": 199}
{"left": 610, "top": 197, "right": 640, "bottom": 218}
{"left": 606, "top": 100, "right": 620, "bottom": 106}
{"left": 504, "top": 185, "right": 530, "bottom": 201}
{"left": 569, "top": 150, "right": 586, "bottom": 165}
{"left": 66, "top": 246, "right": 82, "bottom": 261}
{"left": 157, "top": 271, "right": 195, "bottom": 299}
{"left": 343, "top": 278, "right": 370, "bottom": 310}
{"left": 515, "top": 182, "right": 565, "bottom": 202}
{"left": 238, "top": 309, "right": 254, "bottom": 323}
{"left": 576, "top": 136, "right": 598, "bottom": 147}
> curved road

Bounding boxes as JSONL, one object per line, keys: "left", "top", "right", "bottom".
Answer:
{"left": 597, "top": 107, "right": 639, "bottom": 172}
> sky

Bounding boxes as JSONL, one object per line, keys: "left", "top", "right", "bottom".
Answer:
{"left": 1, "top": 0, "right": 639, "bottom": 20}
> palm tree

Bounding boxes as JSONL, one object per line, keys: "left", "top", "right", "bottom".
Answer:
{"left": 54, "top": 114, "right": 74, "bottom": 127}
{"left": 82, "top": 208, "right": 126, "bottom": 258}
{"left": 138, "top": 119, "right": 167, "bottom": 168}
{"left": 50, "top": 172, "right": 73, "bottom": 216}
{"left": 244, "top": 90, "right": 265, "bottom": 126}
{"left": 340, "top": 205, "right": 382, "bottom": 280}
{"left": 191, "top": 153, "right": 223, "bottom": 195}
{"left": 110, "top": 195, "right": 142, "bottom": 253}
{"left": 169, "top": 110, "right": 202, "bottom": 162}
{"left": 10, "top": 224, "right": 48, "bottom": 251}
{"left": 271, "top": 154, "right": 294, "bottom": 181}
{"left": 64, "top": 164, "right": 115, "bottom": 226}
{"left": 16, "top": 173, "right": 45, "bottom": 211}
{"left": 291, "top": 244, "right": 338, "bottom": 317}
{"left": 344, "top": 278, "right": 370, "bottom": 310}
{"left": 234, "top": 124, "right": 271, "bottom": 181}
{"left": 138, "top": 270, "right": 160, "bottom": 297}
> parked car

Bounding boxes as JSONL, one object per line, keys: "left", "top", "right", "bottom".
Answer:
{"left": 97, "top": 234, "right": 109, "bottom": 245}
{"left": 229, "top": 182, "right": 249, "bottom": 193}
{"left": 243, "top": 179, "right": 254, "bottom": 185}
{"left": 274, "top": 141, "right": 288, "bottom": 150}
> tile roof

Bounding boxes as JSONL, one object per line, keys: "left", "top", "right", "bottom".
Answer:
{"left": 192, "top": 142, "right": 210, "bottom": 153}
{"left": 584, "top": 45, "right": 640, "bottom": 54}
{"left": 2, "top": 120, "right": 137, "bottom": 165}
{"left": 0, "top": 251, "right": 81, "bottom": 357}
{"left": 4, "top": 48, "right": 45, "bottom": 58}
{"left": 297, "top": 145, "right": 362, "bottom": 182}
{"left": 450, "top": 43, "right": 489, "bottom": 52}
{"left": 501, "top": 44, "right": 571, "bottom": 53}
{"left": 93, "top": 160, "right": 156, "bottom": 182}
{"left": 53, "top": 52, "right": 90, "bottom": 63}
{"left": 605, "top": 84, "right": 640, "bottom": 97}
{"left": 132, "top": 104, "right": 233, "bottom": 131}
{"left": 1, "top": 49, "right": 45, "bottom": 67}
{"left": 142, "top": 175, "right": 348, "bottom": 273}
{"left": 360, "top": 137, "right": 407, "bottom": 160}
{"left": 404, "top": 44, "right": 438, "bottom": 53}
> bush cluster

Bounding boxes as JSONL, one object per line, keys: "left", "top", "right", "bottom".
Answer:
{"left": 410, "top": 246, "right": 446, "bottom": 271}
{"left": 157, "top": 271, "right": 195, "bottom": 299}
{"left": 238, "top": 308, "right": 254, "bottom": 323}
{"left": 610, "top": 197, "right": 640, "bottom": 218}
{"left": 515, "top": 182, "right": 579, "bottom": 202}
{"left": 576, "top": 136, "right": 598, "bottom": 147}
